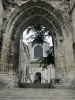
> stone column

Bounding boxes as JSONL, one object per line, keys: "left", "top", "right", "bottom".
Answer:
{"left": 54, "top": 38, "right": 62, "bottom": 79}
{"left": 63, "top": 35, "right": 74, "bottom": 71}
{"left": 54, "top": 36, "right": 66, "bottom": 79}
{"left": 0, "top": 33, "right": 11, "bottom": 72}
{"left": 0, "top": 0, "right": 3, "bottom": 31}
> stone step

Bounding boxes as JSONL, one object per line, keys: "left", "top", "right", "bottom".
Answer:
{"left": 18, "top": 83, "right": 51, "bottom": 88}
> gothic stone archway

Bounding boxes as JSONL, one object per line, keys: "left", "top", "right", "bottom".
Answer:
{"left": 0, "top": 0, "right": 74, "bottom": 80}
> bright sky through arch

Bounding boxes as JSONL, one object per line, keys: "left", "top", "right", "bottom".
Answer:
{"left": 23, "top": 29, "right": 53, "bottom": 46}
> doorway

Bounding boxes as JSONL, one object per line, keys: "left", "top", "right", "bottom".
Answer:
{"left": 34, "top": 72, "right": 41, "bottom": 83}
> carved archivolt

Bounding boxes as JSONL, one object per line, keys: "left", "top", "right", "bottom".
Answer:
{"left": 1, "top": 0, "right": 71, "bottom": 70}
{"left": 1, "top": 0, "right": 18, "bottom": 9}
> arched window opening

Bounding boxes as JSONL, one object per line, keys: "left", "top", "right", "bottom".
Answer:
{"left": 34, "top": 45, "right": 43, "bottom": 59}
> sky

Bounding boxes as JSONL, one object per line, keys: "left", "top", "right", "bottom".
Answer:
{"left": 23, "top": 29, "right": 53, "bottom": 46}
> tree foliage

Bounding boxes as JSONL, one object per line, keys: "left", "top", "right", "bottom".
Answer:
{"left": 26, "top": 22, "right": 50, "bottom": 46}
{"left": 26, "top": 22, "right": 55, "bottom": 68}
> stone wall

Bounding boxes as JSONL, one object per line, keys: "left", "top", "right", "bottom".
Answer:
{"left": 0, "top": 0, "right": 74, "bottom": 86}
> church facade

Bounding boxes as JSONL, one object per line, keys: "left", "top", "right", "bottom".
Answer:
{"left": 19, "top": 39, "right": 55, "bottom": 87}
{"left": 0, "top": 0, "right": 75, "bottom": 87}
{"left": 27, "top": 42, "right": 55, "bottom": 84}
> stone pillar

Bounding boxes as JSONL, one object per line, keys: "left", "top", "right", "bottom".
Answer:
{"left": 0, "top": 0, "right": 3, "bottom": 31}
{"left": 54, "top": 35, "right": 66, "bottom": 79}
{"left": 64, "top": 35, "right": 74, "bottom": 71}
{"left": 54, "top": 37, "right": 63, "bottom": 79}
{"left": 0, "top": 0, "right": 3, "bottom": 59}
{"left": 0, "top": 33, "right": 10, "bottom": 72}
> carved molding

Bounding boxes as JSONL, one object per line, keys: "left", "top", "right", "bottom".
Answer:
{"left": 1, "top": 0, "right": 18, "bottom": 9}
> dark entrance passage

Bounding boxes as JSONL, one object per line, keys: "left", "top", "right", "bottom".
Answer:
{"left": 34, "top": 72, "right": 41, "bottom": 83}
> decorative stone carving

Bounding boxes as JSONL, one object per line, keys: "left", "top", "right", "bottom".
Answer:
{"left": 1, "top": 0, "right": 18, "bottom": 9}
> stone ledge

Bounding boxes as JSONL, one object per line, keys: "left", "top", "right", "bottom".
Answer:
{"left": 18, "top": 83, "right": 52, "bottom": 88}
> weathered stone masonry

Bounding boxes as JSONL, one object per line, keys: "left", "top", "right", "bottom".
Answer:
{"left": 0, "top": 0, "right": 74, "bottom": 82}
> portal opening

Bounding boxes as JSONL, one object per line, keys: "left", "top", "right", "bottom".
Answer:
{"left": 34, "top": 72, "right": 41, "bottom": 83}
{"left": 19, "top": 22, "right": 55, "bottom": 84}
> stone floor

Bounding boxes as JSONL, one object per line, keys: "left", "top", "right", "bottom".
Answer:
{"left": 0, "top": 73, "right": 75, "bottom": 100}
{"left": 0, "top": 88, "right": 75, "bottom": 100}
